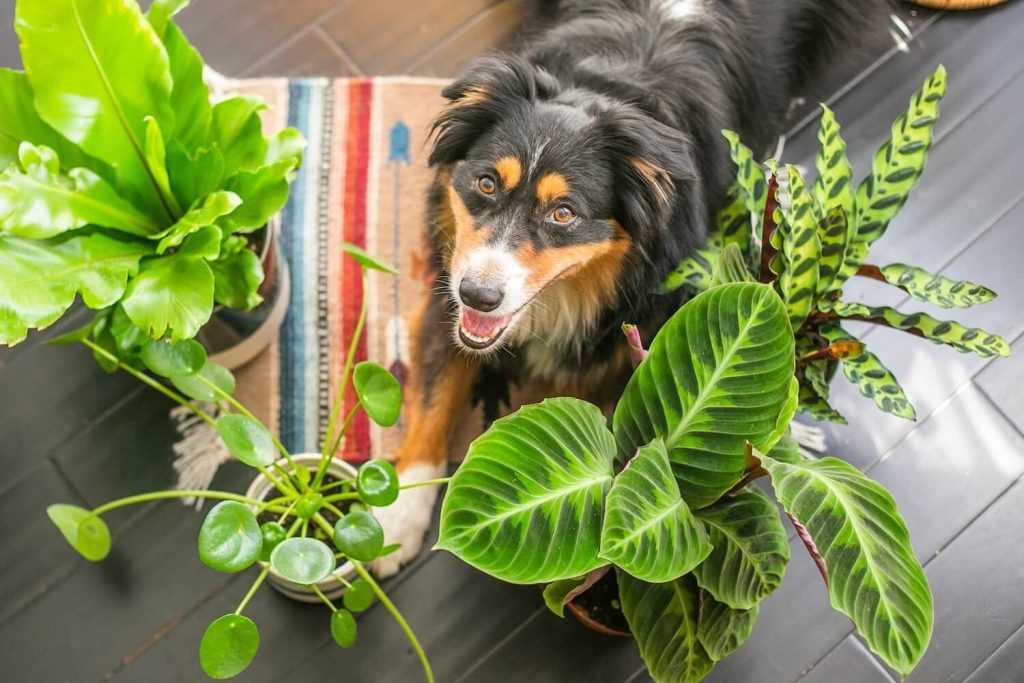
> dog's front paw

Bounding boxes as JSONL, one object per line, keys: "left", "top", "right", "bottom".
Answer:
{"left": 370, "top": 462, "right": 446, "bottom": 578}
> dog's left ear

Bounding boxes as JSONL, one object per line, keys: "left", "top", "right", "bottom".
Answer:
{"left": 598, "top": 104, "right": 703, "bottom": 249}
{"left": 429, "top": 55, "right": 559, "bottom": 166}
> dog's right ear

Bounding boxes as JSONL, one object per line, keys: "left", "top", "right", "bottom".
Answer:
{"left": 429, "top": 56, "right": 559, "bottom": 166}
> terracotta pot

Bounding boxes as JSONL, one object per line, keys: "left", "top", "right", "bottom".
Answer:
{"left": 566, "top": 601, "right": 632, "bottom": 638}
{"left": 910, "top": 0, "right": 1007, "bottom": 9}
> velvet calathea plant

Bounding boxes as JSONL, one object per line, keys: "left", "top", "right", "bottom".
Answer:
{"left": 47, "top": 245, "right": 443, "bottom": 681}
{"left": 434, "top": 65, "right": 1009, "bottom": 682}
{"left": 0, "top": 0, "right": 304, "bottom": 356}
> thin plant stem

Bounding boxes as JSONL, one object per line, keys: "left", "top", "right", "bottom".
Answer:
{"left": 301, "top": 519, "right": 309, "bottom": 538}
{"left": 257, "top": 465, "right": 295, "bottom": 497}
{"left": 325, "top": 402, "right": 361, "bottom": 465}
{"left": 277, "top": 498, "right": 300, "bottom": 524}
{"left": 235, "top": 565, "right": 270, "bottom": 615}
{"left": 324, "top": 501, "right": 345, "bottom": 518}
{"left": 352, "top": 561, "right": 434, "bottom": 683}
{"left": 318, "top": 479, "right": 352, "bottom": 495}
{"left": 311, "top": 513, "right": 335, "bottom": 537}
{"left": 322, "top": 477, "right": 450, "bottom": 504}
{"left": 82, "top": 339, "right": 216, "bottom": 428}
{"left": 311, "top": 583, "right": 338, "bottom": 612}
{"left": 90, "top": 490, "right": 293, "bottom": 517}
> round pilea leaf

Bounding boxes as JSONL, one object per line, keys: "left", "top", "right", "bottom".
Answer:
{"left": 333, "top": 510, "right": 384, "bottom": 562}
{"left": 215, "top": 414, "right": 276, "bottom": 469}
{"left": 356, "top": 459, "right": 399, "bottom": 507}
{"left": 341, "top": 241, "right": 398, "bottom": 274}
{"left": 172, "top": 360, "right": 235, "bottom": 402}
{"left": 259, "top": 522, "right": 287, "bottom": 562}
{"left": 47, "top": 504, "right": 111, "bottom": 561}
{"left": 140, "top": 338, "right": 206, "bottom": 378}
{"left": 198, "top": 501, "right": 262, "bottom": 573}
{"left": 270, "top": 538, "right": 335, "bottom": 585}
{"left": 199, "top": 614, "right": 259, "bottom": 679}
{"left": 353, "top": 361, "right": 402, "bottom": 427}
{"left": 330, "top": 609, "right": 358, "bottom": 648}
{"left": 343, "top": 578, "right": 376, "bottom": 612}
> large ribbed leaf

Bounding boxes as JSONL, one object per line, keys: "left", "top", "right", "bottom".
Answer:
{"left": 697, "top": 591, "right": 758, "bottom": 662}
{"left": 856, "top": 65, "right": 946, "bottom": 246}
{"left": 827, "top": 300, "right": 1010, "bottom": 358}
{"left": 619, "top": 572, "right": 713, "bottom": 683}
{"left": 437, "top": 398, "right": 616, "bottom": 584}
{"left": 778, "top": 165, "right": 820, "bottom": 330}
{"left": 819, "top": 324, "right": 915, "bottom": 420}
{"left": 692, "top": 487, "right": 789, "bottom": 610}
{"left": 761, "top": 453, "right": 933, "bottom": 675}
{"left": 613, "top": 283, "right": 795, "bottom": 509}
{"left": 879, "top": 263, "right": 997, "bottom": 309}
{"left": 599, "top": 439, "right": 711, "bottom": 583}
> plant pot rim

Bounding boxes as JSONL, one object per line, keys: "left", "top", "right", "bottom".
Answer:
{"left": 566, "top": 601, "right": 632, "bottom": 638}
{"left": 244, "top": 452, "right": 357, "bottom": 603}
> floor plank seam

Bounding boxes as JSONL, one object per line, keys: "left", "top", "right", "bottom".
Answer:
{"left": 404, "top": 0, "right": 513, "bottom": 75}
{"left": 962, "top": 615, "right": 1024, "bottom": 682}
{"left": 311, "top": 24, "right": 365, "bottom": 76}
{"left": 237, "top": 2, "right": 352, "bottom": 78}
{"left": 453, "top": 605, "right": 546, "bottom": 683}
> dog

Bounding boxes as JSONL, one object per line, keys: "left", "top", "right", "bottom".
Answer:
{"left": 371, "top": 0, "right": 892, "bottom": 576}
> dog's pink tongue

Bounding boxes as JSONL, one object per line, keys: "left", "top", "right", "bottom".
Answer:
{"left": 461, "top": 308, "right": 510, "bottom": 338}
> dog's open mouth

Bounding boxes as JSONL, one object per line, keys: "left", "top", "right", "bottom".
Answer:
{"left": 458, "top": 307, "right": 512, "bottom": 350}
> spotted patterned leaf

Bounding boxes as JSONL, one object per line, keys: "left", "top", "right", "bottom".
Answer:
{"left": 813, "top": 105, "right": 855, "bottom": 221}
{"left": 692, "top": 487, "right": 789, "bottom": 610}
{"left": 797, "top": 381, "right": 847, "bottom": 425}
{"left": 661, "top": 234, "right": 720, "bottom": 293}
{"left": 827, "top": 300, "right": 1010, "bottom": 358}
{"left": 437, "top": 398, "right": 616, "bottom": 584}
{"left": 718, "top": 184, "right": 751, "bottom": 251}
{"left": 619, "top": 572, "right": 714, "bottom": 683}
{"left": 697, "top": 591, "right": 758, "bottom": 662}
{"left": 879, "top": 263, "right": 997, "bottom": 308}
{"left": 722, "top": 130, "right": 767, "bottom": 236}
{"left": 819, "top": 324, "right": 916, "bottom": 421}
{"left": 613, "top": 283, "right": 795, "bottom": 509}
{"left": 600, "top": 439, "right": 711, "bottom": 583}
{"left": 777, "top": 165, "right": 820, "bottom": 329}
{"left": 816, "top": 207, "right": 851, "bottom": 296}
{"left": 856, "top": 65, "right": 947, "bottom": 247}
{"left": 761, "top": 454, "right": 933, "bottom": 675}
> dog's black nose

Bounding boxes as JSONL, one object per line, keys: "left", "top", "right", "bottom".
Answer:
{"left": 459, "top": 279, "right": 504, "bottom": 312}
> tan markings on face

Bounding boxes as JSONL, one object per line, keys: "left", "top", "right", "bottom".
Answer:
{"left": 536, "top": 172, "right": 570, "bottom": 205}
{"left": 494, "top": 156, "right": 523, "bottom": 190}
{"left": 631, "top": 157, "right": 674, "bottom": 206}
{"left": 447, "top": 181, "right": 489, "bottom": 270}
{"left": 516, "top": 220, "right": 632, "bottom": 294}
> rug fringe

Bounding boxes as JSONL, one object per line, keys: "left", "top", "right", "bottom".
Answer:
{"left": 170, "top": 403, "right": 231, "bottom": 510}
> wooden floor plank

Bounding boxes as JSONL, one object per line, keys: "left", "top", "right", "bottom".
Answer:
{"left": 409, "top": 0, "right": 530, "bottom": 77}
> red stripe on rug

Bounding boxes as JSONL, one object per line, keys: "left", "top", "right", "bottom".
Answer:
{"left": 340, "top": 79, "right": 374, "bottom": 462}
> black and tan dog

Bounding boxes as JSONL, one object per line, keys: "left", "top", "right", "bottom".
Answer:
{"left": 372, "top": 0, "right": 891, "bottom": 576}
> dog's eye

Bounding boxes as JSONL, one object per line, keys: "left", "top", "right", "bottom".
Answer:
{"left": 477, "top": 175, "right": 497, "bottom": 195}
{"left": 550, "top": 205, "right": 577, "bottom": 224}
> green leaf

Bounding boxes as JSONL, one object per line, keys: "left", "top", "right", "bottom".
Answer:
{"left": 264, "top": 127, "right": 306, "bottom": 172}
{"left": 722, "top": 130, "right": 767, "bottom": 234}
{"left": 353, "top": 361, "right": 402, "bottom": 427}
{"left": 333, "top": 510, "right": 384, "bottom": 562}
{"left": 661, "top": 235, "right": 721, "bottom": 294}
{"left": 158, "top": 21, "right": 211, "bottom": 153}
{"left": 856, "top": 65, "right": 947, "bottom": 246}
{"left": 330, "top": 609, "right": 358, "bottom": 648}
{"left": 819, "top": 324, "right": 916, "bottom": 420}
{"left": 220, "top": 161, "right": 291, "bottom": 234}
{"left": 146, "top": 0, "right": 190, "bottom": 38}
{"left": 108, "top": 304, "right": 147, "bottom": 358}
{"left": 178, "top": 225, "right": 222, "bottom": 260}
{"left": 197, "top": 501, "right": 262, "bottom": 573}
{"left": 0, "top": 143, "right": 155, "bottom": 239}
{"left": 168, "top": 143, "right": 225, "bottom": 210}
{"left": 211, "top": 96, "right": 267, "bottom": 177}
{"left": 216, "top": 414, "right": 276, "bottom": 469}
{"left": 15, "top": 0, "right": 176, "bottom": 221}
{"left": 356, "top": 459, "right": 399, "bottom": 507}
{"left": 46, "top": 503, "right": 111, "bottom": 561}
{"left": 140, "top": 338, "right": 206, "bottom": 377}
{"left": 692, "top": 487, "right": 789, "bottom": 610}
{"left": 778, "top": 165, "right": 820, "bottom": 330}
{"left": 879, "top": 263, "right": 997, "bottom": 309}
{"left": 341, "top": 241, "right": 399, "bottom": 275}
{"left": 718, "top": 184, "right": 752, "bottom": 250}
{"left": 710, "top": 242, "right": 754, "bottom": 286}
{"left": 210, "top": 240, "right": 264, "bottom": 309}
{"left": 697, "top": 592, "right": 758, "bottom": 662}
{"left": 199, "top": 614, "right": 259, "bottom": 680}
{"left": 612, "top": 283, "right": 795, "bottom": 509}
{"left": 259, "top": 521, "right": 287, "bottom": 562}
{"left": 155, "top": 191, "right": 242, "bottom": 253}
{"left": 171, "top": 358, "right": 235, "bottom": 401}
{"left": 270, "top": 537, "right": 335, "bottom": 585}
{"left": 437, "top": 397, "right": 617, "bottom": 584}
{"left": 0, "top": 68, "right": 107, "bottom": 174}
{"left": 143, "top": 116, "right": 182, "bottom": 219}
{"left": 762, "top": 454, "right": 933, "bottom": 675}
{"left": 827, "top": 300, "right": 1010, "bottom": 358}
{"left": 121, "top": 253, "right": 214, "bottom": 340}
{"left": 619, "top": 572, "right": 714, "bottom": 683}
{"left": 0, "top": 232, "right": 151, "bottom": 345}
{"left": 815, "top": 207, "right": 851, "bottom": 297}
{"left": 813, "top": 105, "right": 855, "bottom": 217}
{"left": 343, "top": 578, "right": 376, "bottom": 612}
{"left": 798, "top": 381, "right": 847, "bottom": 425}
{"left": 599, "top": 439, "right": 711, "bottom": 583}
{"left": 543, "top": 567, "right": 609, "bottom": 618}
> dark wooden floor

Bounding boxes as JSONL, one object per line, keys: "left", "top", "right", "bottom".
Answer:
{"left": 2, "top": 1, "right": 1024, "bottom": 682}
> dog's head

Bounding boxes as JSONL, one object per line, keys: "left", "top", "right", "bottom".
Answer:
{"left": 430, "top": 56, "right": 699, "bottom": 354}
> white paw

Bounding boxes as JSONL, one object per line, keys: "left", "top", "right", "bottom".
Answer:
{"left": 370, "top": 462, "right": 446, "bottom": 578}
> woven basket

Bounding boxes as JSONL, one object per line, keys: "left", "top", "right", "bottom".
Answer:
{"left": 911, "top": 0, "right": 1007, "bottom": 9}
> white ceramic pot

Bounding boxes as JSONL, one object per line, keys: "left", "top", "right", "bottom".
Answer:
{"left": 245, "top": 453, "right": 358, "bottom": 603}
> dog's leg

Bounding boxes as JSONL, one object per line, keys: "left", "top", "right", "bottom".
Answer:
{"left": 371, "top": 293, "right": 478, "bottom": 577}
